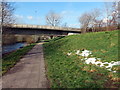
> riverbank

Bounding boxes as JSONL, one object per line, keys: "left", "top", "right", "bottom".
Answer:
{"left": 2, "top": 43, "right": 36, "bottom": 74}
{"left": 2, "top": 42, "right": 27, "bottom": 54}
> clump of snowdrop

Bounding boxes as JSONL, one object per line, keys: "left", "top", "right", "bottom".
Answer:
{"left": 85, "top": 58, "right": 97, "bottom": 64}
{"left": 84, "top": 59, "right": 120, "bottom": 72}
{"left": 75, "top": 49, "right": 92, "bottom": 57}
{"left": 67, "top": 49, "right": 120, "bottom": 72}
{"left": 80, "top": 50, "right": 92, "bottom": 57}
{"left": 83, "top": 57, "right": 120, "bottom": 72}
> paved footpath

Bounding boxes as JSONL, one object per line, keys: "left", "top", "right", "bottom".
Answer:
{"left": 2, "top": 43, "right": 49, "bottom": 88}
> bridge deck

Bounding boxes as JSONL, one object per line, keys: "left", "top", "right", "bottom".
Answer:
{"left": 3, "top": 24, "right": 81, "bottom": 35}
{"left": 6, "top": 24, "right": 81, "bottom": 32}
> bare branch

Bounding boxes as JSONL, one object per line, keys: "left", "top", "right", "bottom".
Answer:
{"left": 0, "top": 1, "right": 15, "bottom": 25}
{"left": 46, "top": 11, "right": 62, "bottom": 27}
{"left": 79, "top": 12, "right": 92, "bottom": 33}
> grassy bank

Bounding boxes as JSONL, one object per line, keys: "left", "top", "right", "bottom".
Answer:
{"left": 40, "top": 36, "right": 65, "bottom": 42}
{"left": 44, "top": 30, "right": 119, "bottom": 88}
{"left": 2, "top": 43, "right": 36, "bottom": 74}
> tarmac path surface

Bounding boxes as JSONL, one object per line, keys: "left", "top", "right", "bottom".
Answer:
{"left": 2, "top": 43, "right": 49, "bottom": 88}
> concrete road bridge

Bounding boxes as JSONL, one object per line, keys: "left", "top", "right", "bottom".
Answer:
{"left": 3, "top": 24, "right": 81, "bottom": 36}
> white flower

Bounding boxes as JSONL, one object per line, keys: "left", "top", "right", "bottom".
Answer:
{"left": 68, "top": 49, "right": 120, "bottom": 72}
{"left": 113, "top": 61, "right": 120, "bottom": 65}
{"left": 80, "top": 50, "right": 92, "bottom": 57}
{"left": 76, "top": 50, "right": 80, "bottom": 55}
{"left": 111, "top": 61, "right": 115, "bottom": 64}
{"left": 112, "top": 71, "right": 117, "bottom": 73}
{"left": 103, "top": 62, "right": 109, "bottom": 64}
{"left": 105, "top": 65, "right": 112, "bottom": 69}
{"left": 94, "top": 61, "right": 102, "bottom": 66}
{"left": 107, "top": 63, "right": 114, "bottom": 68}
{"left": 99, "top": 63, "right": 104, "bottom": 67}
{"left": 81, "top": 58, "right": 87, "bottom": 61}
{"left": 85, "top": 58, "right": 96, "bottom": 64}
{"left": 67, "top": 53, "right": 72, "bottom": 56}
{"left": 107, "top": 68, "right": 112, "bottom": 71}
{"left": 97, "top": 58, "right": 101, "bottom": 61}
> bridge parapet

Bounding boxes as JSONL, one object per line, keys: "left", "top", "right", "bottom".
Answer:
{"left": 6, "top": 24, "right": 81, "bottom": 32}
{"left": 3, "top": 24, "right": 81, "bottom": 35}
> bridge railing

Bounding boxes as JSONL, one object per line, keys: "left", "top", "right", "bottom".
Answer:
{"left": 8, "top": 24, "right": 81, "bottom": 32}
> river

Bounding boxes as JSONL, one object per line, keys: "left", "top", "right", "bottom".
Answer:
{"left": 2, "top": 42, "right": 26, "bottom": 54}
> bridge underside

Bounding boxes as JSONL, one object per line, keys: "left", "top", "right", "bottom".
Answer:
{"left": 3, "top": 27, "right": 80, "bottom": 36}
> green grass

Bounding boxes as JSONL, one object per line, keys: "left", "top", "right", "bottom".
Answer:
{"left": 40, "top": 36, "right": 65, "bottom": 42}
{"left": 43, "top": 30, "right": 119, "bottom": 88}
{"left": 2, "top": 43, "right": 36, "bottom": 74}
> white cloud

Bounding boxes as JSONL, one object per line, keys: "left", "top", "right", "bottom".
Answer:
{"left": 27, "top": 16, "right": 33, "bottom": 20}
{"left": 14, "top": 14, "right": 23, "bottom": 19}
{"left": 61, "top": 10, "right": 74, "bottom": 16}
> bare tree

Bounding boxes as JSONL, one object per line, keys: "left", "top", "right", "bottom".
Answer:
{"left": 0, "top": 1, "right": 16, "bottom": 45}
{"left": 104, "top": 2, "right": 119, "bottom": 31}
{"left": 79, "top": 2, "right": 119, "bottom": 32}
{"left": 0, "top": 1, "right": 15, "bottom": 26}
{"left": 79, "top": 12, "right": 92, "bottom": 33}
{"left": 46, "top": 11, "right": 62, "bottom": 27}
{"left": 79, "top": 8, "right": 103, "bottom": 32}
{"left": 104, "top": 2, "right": 112, "bottom": 31}
{"left": 90, "top": 8, "right": 102, "bottom": 32}
{"left": 111, "top": 2, "right": 119, "bottom": 29}
{"left": 118, "top": 1, "right": 120, "bottom": 29}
